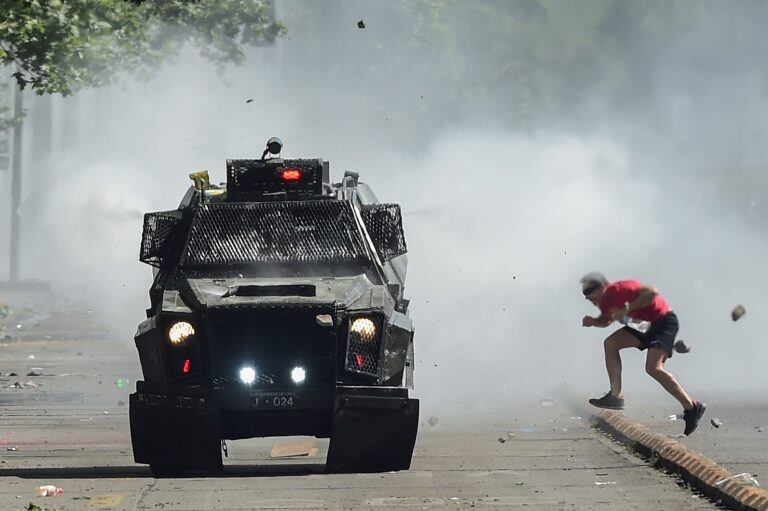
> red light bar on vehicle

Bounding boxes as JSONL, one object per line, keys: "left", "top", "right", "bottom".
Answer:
{"left": 226, "top": 159, "right": 324, "bottom": 200}
{"left": 280, "top": 168, "right": 302, "bottom": 181}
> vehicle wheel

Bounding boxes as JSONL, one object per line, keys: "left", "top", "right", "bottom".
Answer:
{"left": 130, "top": 390, "right": 223, "bottom": 474}
{"left": 150, "top": 464, "right": 185, "bottom": 478}
{"left": 327, "top": 396, "right": 419, "bottom": 473}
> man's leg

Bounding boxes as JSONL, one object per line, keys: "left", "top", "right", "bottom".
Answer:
{"left": 604, "top": 329, "right": 642, "bottom": 398}
{"left": 644, "top": 348, "right": 694, "bottom": 410}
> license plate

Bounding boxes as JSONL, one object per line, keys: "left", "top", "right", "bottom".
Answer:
{"left": 250, "top": 391, "right": 296, "bottom": 409}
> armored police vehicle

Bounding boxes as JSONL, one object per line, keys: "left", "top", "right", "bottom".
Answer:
{"left": 130, "top": 138, "right": 418, "bottom": 475}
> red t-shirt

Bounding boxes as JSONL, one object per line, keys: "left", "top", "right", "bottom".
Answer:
{"left": 599, "top": 280, "right": 670, "bottom": 323}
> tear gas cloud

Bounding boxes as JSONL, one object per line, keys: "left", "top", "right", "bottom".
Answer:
{"left": 3, "top": 1, "right": 767, "bottom": 414}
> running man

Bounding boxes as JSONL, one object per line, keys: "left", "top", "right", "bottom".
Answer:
{"left": 580, "top": 272, "right": 706, "bottom": 435}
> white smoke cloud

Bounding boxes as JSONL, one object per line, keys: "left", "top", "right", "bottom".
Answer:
{"left": 6, "top": 3, "right": 768, "bottom": 419}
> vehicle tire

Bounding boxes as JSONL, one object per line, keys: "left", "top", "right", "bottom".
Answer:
{"left": 327, "top": 396, "right": 419, "bottom": 473}
{"left": 150, "top": 464, "right": 185, "bottom": 478}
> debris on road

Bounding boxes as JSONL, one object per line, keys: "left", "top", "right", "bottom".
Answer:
{"left": 118, "top": 400, "right": 126, "bottom": 406}
{"left": 731, "top": 304, "right": 746, "bottom": 321}
{"left": 497, "top": 437, "right": 506, "bottom": 443}
{"left": 755, "top": 426, "right": 764, "bottom": 433}
{"left": 539, "top": 399, "right": 555, "bottom": 407}
{"left": 115, "top": 378, "right": 129, "bottom": 388}
{"left": 35, "top": 485, "right": 63, "bottom": 497}
{"left": 507, "top": 431, "right": 515, "bottom": 440}
{"left": 715, "top": 472, "right": 760, "bottom": 487}
{"left": 357, "top": 19, "right": 366, "bottom": 29}
{"left": 270, "top": 439, "right": 317, "bottom": 459}
{"left": 26, "top": 371, "right": 42, "bottom": 377}
{"left": 594, "top": 481, "right": 617, "bottom": 486}
{"left": 668, "top": 414, "right": 679, "bottom": 421}
{"left": 7, "top": 446, "right": 17, "bottom": 451}
{"left": 88, "top": 495, "right": 123, "bottom": 507}
{"left": 427, "top": 416, "right": 439, "bottom": 427}
{"left": 10, "top": 381, "right": 37, "bottom": 388}
{"left": 711, "top": 418, "right": 723, "bottom": 428}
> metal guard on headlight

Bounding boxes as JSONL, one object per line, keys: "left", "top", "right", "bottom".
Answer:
{"left": 345, "top": 314, "right": 383, "bottom": 376}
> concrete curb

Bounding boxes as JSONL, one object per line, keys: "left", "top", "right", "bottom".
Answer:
{"left": 580, "top": 406, "right": 768, "bottom": 511}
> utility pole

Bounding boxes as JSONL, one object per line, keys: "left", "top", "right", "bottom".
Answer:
{"left": 0, "top": 76, "right": 49, "bottom": 293}
{"left": 9, "top": 79, "right": 22, "bottom": 283}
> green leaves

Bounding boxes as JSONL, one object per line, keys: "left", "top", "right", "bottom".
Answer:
{"left": 0, "top": 0, "right": 285, "bottom": 96}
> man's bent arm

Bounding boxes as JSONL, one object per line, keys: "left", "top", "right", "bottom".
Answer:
{"left": 627, "top": 285, "right": 659, "bottom": 312}
{"left": 592, "top": 315, "right": 613, "bottom": 328}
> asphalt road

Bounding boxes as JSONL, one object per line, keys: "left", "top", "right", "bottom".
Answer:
{"left": 0, "top": 294, "right": 734, "bottom": 510}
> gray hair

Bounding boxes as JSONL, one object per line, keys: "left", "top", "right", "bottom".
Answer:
{"left": 580, "top": 272, "right": 608, "bottom": 288}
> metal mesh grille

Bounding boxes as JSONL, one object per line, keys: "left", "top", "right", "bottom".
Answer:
{"left": 211, "top": 373, "right": 278, "bottom": 388}
{"left": 345, "top": 316, "right": 382, "bottom": 376}
{"left": 361, "top": 204, "right": 407, "bottom": 262}
{"left": 183, "top": 202, "right": 368, "bottom": 266}
{"left": 140, "top": 210, "right": 183, "bottom": 267}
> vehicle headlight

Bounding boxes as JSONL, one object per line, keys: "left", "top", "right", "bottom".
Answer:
{"left": 239, "top": 366, "right": 257, "bottom": 385}
{"left": 291, "top": 366, "right": 306, "bottom": 384}
{"left": 168, "top": 321, "right": 195, "bottom": 345}
{"left": 346, "top": 315, "right": 382, "bottom": 375}
{"left": 350, "top": 317, "right": 377, "bottom": 342}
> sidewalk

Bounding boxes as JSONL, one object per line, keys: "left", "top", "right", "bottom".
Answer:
{"left": 573, "top": 393, "right": 768, "bottom": 511}
{"left": 624, "top": 396, "right": 768, "bottom": 485}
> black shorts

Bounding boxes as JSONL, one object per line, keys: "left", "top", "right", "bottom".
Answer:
{"left": 622, "top": 311, "right": 679, "bottom": 357}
